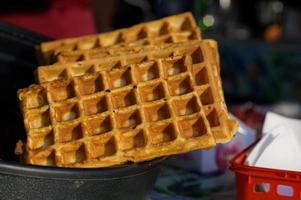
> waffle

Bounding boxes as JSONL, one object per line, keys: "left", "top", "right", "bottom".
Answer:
{"left": 54, "top": 29, "right": 201, "bottom": 64}
{"left": 36, "top": 40, "right": 221, "bottom": 84}
{"left": 18, "top": 41, "right": 238, "bottom": 168}
{"left": 38, "top": 12, "right": 198, "bottom": 65}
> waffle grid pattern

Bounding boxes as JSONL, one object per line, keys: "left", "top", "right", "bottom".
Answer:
{"left": 37, "top": 41, "right": 218, "bottom": 84}
{"left": 19, "top": 50, "right": 234, "bottom": 167}
{"left": 39, "top": 12, "right": 197, "bottom": 64}
{"left": 54, "top": 29, "right": 201, "bottom": 64}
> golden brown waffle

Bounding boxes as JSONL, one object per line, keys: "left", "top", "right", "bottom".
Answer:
{"left": 38, "top": 12, "right": 198, "bottom": 65}
{"left": 37, "top": 40, "right": 221, "bottom": 83}
{"left": 18, "top": 41, "right": 238, "bottom": 168}
{"left": 54, "top": 29, "right": 201, "bottom": 64}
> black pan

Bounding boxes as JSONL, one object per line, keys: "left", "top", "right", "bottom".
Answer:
{"left": 0, "top": 23, "right": 164, "bottom": 200}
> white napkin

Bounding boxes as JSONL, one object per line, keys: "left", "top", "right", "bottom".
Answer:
{"left": 246, "top": 112, "right": 301, "bottom": 172}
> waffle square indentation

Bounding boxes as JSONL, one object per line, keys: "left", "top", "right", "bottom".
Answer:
{"left": 100, "top": 32, "right": 124, "bottom": 47}
{"left": 107, "top": 68, "right": 133, "bottom": 89}
{"left": 159, "top": 22, "right": 169, "bottom": 35}
{"left": 28, "top": 130, "right": 54, "bottom": 150}
{"left": 190, "top": 47, "right": 204, "bottom": 63}
{"left": 206, "top": 108, "right": 220, "bottom": 127}
{"left": 56, "top": 123, "right": 83, "bottom": 143}
{"left": 172, "top": 96, "right": 200, "bottom": 116}
{"left": 134, "top": 61, "right": 160, "bottom": 82}
{"left": 143, "top": 102, "right": 171, "bottom": 122}
{"left": 75, "top": 75, "right": 104, "bottom": 95}
{"left": 177, "top": 116, "right": 207, "bottom": 138}
{"left": 148, "top": 122, "right": 176, "bottom": 145}
{"left": 167, "top": 76, "right": 193, "bottom": 96}
{"left": 84, "top": 115, "right": 113, "bottom": 136}
{"left": 110, "top": 89, "right": 137, "bottom": 109}
{"left": 125, "top": 55, "right": 148, "bottom": 65}
{"left": 162, "top": 57, "right": 187, "bottom": 77}
{"left": 115, "top": 109, "right": 142, "bottom": 130}
{"left": 137, "top": 27, "right": 148, "bottom": 40}
{"left": 59, "top": 143, "right": 86, "bottom": 165}
{"left": 82, "top": 95, "right": 108, "bottom": 116}
{"left": 77, "top": 38, "right": 99, "bottom": 50}
{"left": 27, "top": 110, "right": 51, "bottom": 129}
{"left": 86, "top": 136, "right": 116, "bottom": 159}
{"left": 70, "top": 64, "right": 96, "bottom": 78}
{"left": 48, "top": 81, "right": 76, "bottom": 102}
{"left": 138, "top": 82, "right": 166, "bottom": 102}
{"left": 24, "top": 89, "right": 48, "bottom": 109}
{"left": 41, "top": 68, "right": 68, "bottom": 82}
{"left": 191, "top": 64, "right": 209, "bottom": 86}
{"left": 32, "top": 149, "right": 56, "bottom": 166}
{"left": 179, "top": 17, "right": 194, "bottom": 31}
{"left": 54, "top": 102, "right": 79, "bottom": 122}
{"left": 119, "top": 129, "right": 146, "bottom": 150}
{"left": 46, "top": 150, "right": 57, "bottom": 166}
{"left": 199, "top": 87, "right": 214, "bottom": 105}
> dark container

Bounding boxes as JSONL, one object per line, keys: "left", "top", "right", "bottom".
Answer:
{"left": 0, "top": 23, "right": 164, "bottom": 200}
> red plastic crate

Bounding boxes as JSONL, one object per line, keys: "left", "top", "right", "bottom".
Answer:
{"left": 230, "top": 141, "right": 301, "bottom": 200}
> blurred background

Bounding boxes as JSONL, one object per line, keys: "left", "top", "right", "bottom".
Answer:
{"left": 0, "top": 0, "right": 300, "bottom": 199}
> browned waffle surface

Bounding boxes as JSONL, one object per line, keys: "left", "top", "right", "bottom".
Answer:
{"left": 38, "top": 12, "right": 198, "bottom": 65}
{"left": 18, "top": 45, "right": 238, "bottom": 168}
{"left": 37, "top": 40, "right": 220, "bottom": 84}
{"left": 54, "top": 29, "right": 201, "bottom": 64}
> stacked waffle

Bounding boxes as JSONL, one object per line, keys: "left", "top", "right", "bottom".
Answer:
{"left": 17, "top": 12, "right": 238, "bottom": 168}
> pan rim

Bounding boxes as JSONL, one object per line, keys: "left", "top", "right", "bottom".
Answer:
{"left": 0, "top": 157, "right": 165, "bottom": 180}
